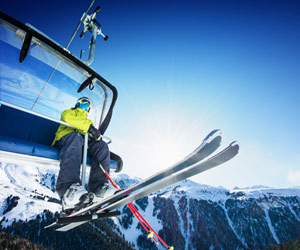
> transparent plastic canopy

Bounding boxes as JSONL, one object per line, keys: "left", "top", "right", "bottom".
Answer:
{"left": 0, "top": 15, "right": 116, "bottom": 130}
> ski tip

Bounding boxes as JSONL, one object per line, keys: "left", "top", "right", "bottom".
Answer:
{"left": 204, "top": 129, "right": 223, "bottom": 143}
{"left": 230, "top": 141, "right": 240, "bottom": 149}
{"left": 44, "top": 222, "right": 56, "bottom": 229}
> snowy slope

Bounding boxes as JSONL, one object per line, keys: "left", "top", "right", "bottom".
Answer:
{"left": 0, "top": 161, "right": 60, "bottom": 227}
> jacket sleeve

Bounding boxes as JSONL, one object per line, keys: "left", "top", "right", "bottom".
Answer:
{"left": 61, "top": 109, "right": 94, "bottom": 133}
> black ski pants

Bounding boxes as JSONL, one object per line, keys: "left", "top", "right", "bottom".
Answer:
{"left": 55, "top": 132, "right": 110, "bottom": 198}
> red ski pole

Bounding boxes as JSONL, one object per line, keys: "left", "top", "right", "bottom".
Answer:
{"left": 127, "top": 203, "right": 158, "bottom": 244}
{"left": 98, "top": 165, "right": 158, "bottom": 243}
{"left": 98, "top": 164, "right": 174, "bottom": 249}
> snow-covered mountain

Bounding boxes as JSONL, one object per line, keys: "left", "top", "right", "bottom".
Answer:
{"left": 115, "top": 176, "right": 300, "bottom": 250}
{"left": 1, "top": 161, "right": 300, "bottom": 250}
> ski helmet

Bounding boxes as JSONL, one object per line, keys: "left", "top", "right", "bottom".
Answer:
{"left": 75, "top": 97, "right": 91, "bottom": 112}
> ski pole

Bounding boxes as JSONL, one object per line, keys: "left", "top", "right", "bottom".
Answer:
{"left": 98, "top": 164, "right": 173, "bottom": 249}
{"left": 127, "top": 203, "right": 159, "bottom": 244}
{"left": 98, "top": 165, "right": 155, "bottom": 237}
{"left": 127, "top": 203, "right": 157, "bottom": 242}
{"left": 127, "top": 202, "right": 170, "bottom": 249}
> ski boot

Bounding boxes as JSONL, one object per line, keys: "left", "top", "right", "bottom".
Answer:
{"left": 61, "top": 183, "right": 94, "bottom": 215}
{"left": 90, "top": 182, "right": 118, "bottom": 203}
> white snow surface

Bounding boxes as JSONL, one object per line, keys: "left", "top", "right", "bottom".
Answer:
{"left": 263, "top": 209, "right": 280, "bottom": 244}
{"left": 157, "top": 179, "right": 229, "bottom": 202}
{"left": 0, "top": 161, "right": 60, "bottom": 227}
{"left": 157, "top": 179, "right": 300, "bottom": 202}
{"left": 230, "top": 186, "right": 300, "bottom": 201}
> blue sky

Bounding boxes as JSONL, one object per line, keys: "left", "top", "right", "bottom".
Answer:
{"left": 2, "top": 0, "right": 300, "bottom": 189}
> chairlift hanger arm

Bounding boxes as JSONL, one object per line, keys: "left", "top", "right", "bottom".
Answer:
{"left": 79, "top": 6, "right": 108, "bottom": 65}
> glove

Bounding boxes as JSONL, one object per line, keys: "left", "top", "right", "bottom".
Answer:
{"left": 88, "top": 125, "right": 101, "bottom": 141}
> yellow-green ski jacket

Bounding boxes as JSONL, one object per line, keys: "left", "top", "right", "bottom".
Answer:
{"left": 51, "top": 107, "right": 94, "bottom": 146}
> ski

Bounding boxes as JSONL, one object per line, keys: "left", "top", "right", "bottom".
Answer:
{"left": 56, "top": 141, "right": 239, "bottom": 232}
{"left": 45, "top": 129, "right": 222, "bottom": 229}
{"left": 56, "top": 211, "right": 121, "bottom": 224}
{"left": 104, "top": 129, "right": 223, "bottom": 205}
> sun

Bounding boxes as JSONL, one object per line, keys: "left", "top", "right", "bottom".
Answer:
{"left": 117, "top": 84, "right": 215, "bottom": 179}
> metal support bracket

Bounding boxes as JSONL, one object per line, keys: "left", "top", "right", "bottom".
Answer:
{"left": 79, "top": 6, "right": 108, "bottom": 65}
{"left": 81, "top": 132, "right": 89, "bottom": 187}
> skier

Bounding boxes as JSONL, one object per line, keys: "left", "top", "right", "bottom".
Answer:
{"left": 52, "top": 97, "right": 116, "bottom": 211}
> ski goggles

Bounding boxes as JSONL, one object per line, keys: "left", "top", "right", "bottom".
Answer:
{"left": 79, "top": 103, "right": 90, "bottom": 112}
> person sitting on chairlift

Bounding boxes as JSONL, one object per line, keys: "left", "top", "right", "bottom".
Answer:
{"left": 52, "top": 96, "right": 116, "bottom": 211}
